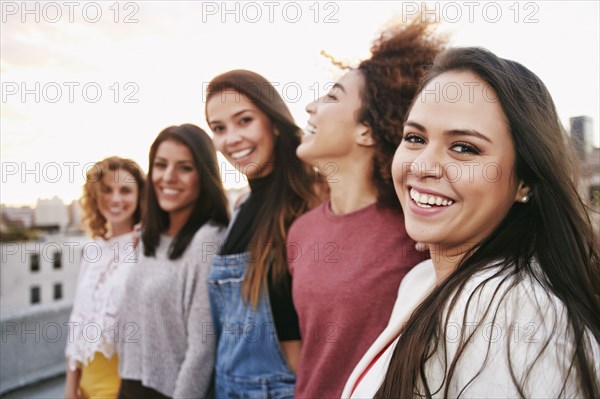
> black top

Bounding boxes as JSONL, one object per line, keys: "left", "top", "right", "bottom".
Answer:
{"left": 219, "top": 173, "right": 301, "bottom": 341}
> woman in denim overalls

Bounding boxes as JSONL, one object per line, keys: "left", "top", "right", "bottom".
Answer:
{"left": 205, "top": 70, "right": 323, "bottom": 398}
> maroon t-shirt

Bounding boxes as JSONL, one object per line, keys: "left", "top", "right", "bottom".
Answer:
{"left": 287, "top": 202, "right": 428, "bottom": 399}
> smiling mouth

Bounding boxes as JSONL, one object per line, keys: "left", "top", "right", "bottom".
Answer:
{"left": 410, "top": 188, "right": 454, "bottom": 208}
{"left": 304, "top": 123, "right": 317, "bottom": 135}
{"left": 161, "top": 187, "right": 180, "bottom": 195}
{"left": 230, "top": 148, "right": 254, "bottom": 159}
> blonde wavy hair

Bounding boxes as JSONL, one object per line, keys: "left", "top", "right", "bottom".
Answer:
{"left": 80, "top": 156, "right": 145, "bottom": 238}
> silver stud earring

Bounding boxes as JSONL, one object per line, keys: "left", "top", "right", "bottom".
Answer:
{"left": 521, "top": 195, "right": 529, "bottom": 203}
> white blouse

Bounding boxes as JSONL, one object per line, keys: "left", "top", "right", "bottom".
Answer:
{"left": 342, "top": 259, "right": 600, "bottom": 398}
{"left": 65, "top": 232, "right": 137, "bottom": 370}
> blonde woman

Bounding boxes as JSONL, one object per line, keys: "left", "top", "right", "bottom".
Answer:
{"left": 65, "top": 157, "right": 145, "bottom": 399}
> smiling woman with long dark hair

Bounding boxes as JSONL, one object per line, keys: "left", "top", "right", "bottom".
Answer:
{"left": 343, "top": 47, "right": 600, "bottom": 398}
{"left": 117, "top": 124, "right": 229, "bottom": 399}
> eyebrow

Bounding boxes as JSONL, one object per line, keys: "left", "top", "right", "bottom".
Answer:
{"left": 332, "top": 83, "right": 346, "bottom": 94}
{"left": 154, "top": 156, "right": 194, "bottom": 164}
{"left": 208, "top": 109, "right": 254, "bottom": 125}
{"left": 404, "top": 121, "right": 492, "bottom": 144}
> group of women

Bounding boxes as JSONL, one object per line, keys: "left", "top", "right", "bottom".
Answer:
{"left": 65, "top": 19, "right": 599, "bottom": 399}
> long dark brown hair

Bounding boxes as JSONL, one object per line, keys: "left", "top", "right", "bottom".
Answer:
{"left": 142, "top": 124, "right": 229, "bottom": 260}
{"left": 205, "top": 70, "right": 322, "bottom": 307}
{"left": 375, "top": 47, "right": 600, "bottom": 398}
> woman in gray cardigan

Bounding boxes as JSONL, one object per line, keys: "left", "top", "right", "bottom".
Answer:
{"left": 117, "top": 124, "right": 229, "bottom": 399}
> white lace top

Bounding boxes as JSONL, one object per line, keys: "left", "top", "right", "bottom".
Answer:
{"left": 65, "top": 232, "right": 138, "bottom": 371}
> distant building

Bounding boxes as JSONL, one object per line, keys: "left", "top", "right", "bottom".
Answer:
{"left": 570, "top": 116, "right": 594, "bottom": 161}
{"left": 1, "top": 206, "right": 35, "bottom": 229}
{"left": 0, "top": 233, "right": 89, "bottom": 316}
{"left": 66, "top": 201, "right": 84, "bottom": 234}
{"left": 34, "top": 197, "right": 69, "bottom": 233}
{"left": 570, "top": 116, "right": 599, "bottom": 233}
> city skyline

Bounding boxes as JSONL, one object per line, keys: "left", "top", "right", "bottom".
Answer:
{"left": 1, "top": 1, "right": 599, "bottom": 207}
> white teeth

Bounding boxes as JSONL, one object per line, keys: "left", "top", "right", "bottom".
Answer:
{"left": 304, "top": 124, "right": 317, "bottom": 135}
{"left": 162, "top": 188, "right": 178, "bottom": 195}
{"left": 231, "top": 148, "right": 253, "bottom": 159}
{"left": 410, "top": 188, "right": 453, "bottom": 207}
{"left": 109, "top": 207, "right": 122, "bottom": 213}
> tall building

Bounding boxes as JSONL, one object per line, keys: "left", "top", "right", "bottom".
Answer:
{"left": 570, "top": 116, "right": 594, "bottom": 161}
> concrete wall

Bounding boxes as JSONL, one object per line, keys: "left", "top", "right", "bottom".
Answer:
{"left": 0, "top": 303, "right": 72, "bottom": 395}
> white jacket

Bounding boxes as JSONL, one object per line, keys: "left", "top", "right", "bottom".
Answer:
{"left": 342, "top": 259, "right": 599, "bottom": 398}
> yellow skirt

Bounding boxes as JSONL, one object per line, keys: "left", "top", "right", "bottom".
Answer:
{"left": 79, "top": 352, "right": 120, "bottom": 399}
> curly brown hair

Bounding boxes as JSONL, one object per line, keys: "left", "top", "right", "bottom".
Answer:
{"left": 80, "top": 156, "right": 145, "bottom": 238}
{"left": 355, "top": 19, "right": 446, "bottom": 209}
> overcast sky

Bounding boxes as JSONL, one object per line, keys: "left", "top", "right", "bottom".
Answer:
{"left": 1, "top": 1, "right": 598, "bottom": 206}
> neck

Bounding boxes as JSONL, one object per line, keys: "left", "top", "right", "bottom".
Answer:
{"left": 429, "top": 243, "right": 473, "bottom": 284}
{"left": 109, "top": 222, "right": 133, "bottom": 238}
{"left": 326, "top": 156, "right": 377, "bottom": 215}
{"left": 166, "top": 208, "right": 192, "bottom": 237}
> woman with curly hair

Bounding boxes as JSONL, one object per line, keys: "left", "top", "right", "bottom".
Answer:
{"left": 286, "top": 19, "right": 444, "bottom": 399}
{"left": 65, "top": 156, "right": 145, "bottom": 399}
{"left": 343, "top": 47, "right": 600, "bottom": 398}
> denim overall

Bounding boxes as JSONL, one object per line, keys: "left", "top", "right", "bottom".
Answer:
{"left": 208, "top": 205, "right": 296, "bottom": 399}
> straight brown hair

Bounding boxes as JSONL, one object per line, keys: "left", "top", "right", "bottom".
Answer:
{"left": 205, "top": 70, "right": 322, "bottom": 307}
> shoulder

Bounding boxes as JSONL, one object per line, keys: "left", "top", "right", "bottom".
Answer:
{"left": 387, "top": 260, "right": 436, "bottom": 326}
{"left": 190, "top": 222, "right": 226, "bottom": 247}
{"left": 288, "top": 202, "right": 327, "bottom": 236}
{"left": 451, "top": 261, "right": 563, "bottom": 320}
{"left": 398, "top": 259, "right": 435, "bottom": 291}
{"left": 183, "top": 222, "right": 226, "bottom": 263}
{"left": 438, "top": 260, "right": 594, "bottom": 397}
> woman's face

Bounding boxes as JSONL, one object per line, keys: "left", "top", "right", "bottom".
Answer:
{"left": 97, "top": 168, "right": 139, "bottom": 230}
{"left": 392, "top": 71, "right": 525, "bottom": 254}
{"left": 207, "top": 90, "right": 276, "bottom": 180}
{"left": 297, "top": 69, "right": 371, "bottom": 165}
{"left": 152, "top": 140, "right": 200, "bottom": 218}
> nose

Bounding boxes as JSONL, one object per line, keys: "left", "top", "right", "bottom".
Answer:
{"left": 305, "top": 97, "right": 319, "bottom": 114}
{"left": 411, "top": 144, "right": 443, "bottom": 181}
{"left": 163, "top": 165, "right": 177, "bottom": 182}
{"left": 224, "top": 130, "right": 243, "bottom": 146}
{"left": 109, "top": 191, "right": 122, "bottom": 204}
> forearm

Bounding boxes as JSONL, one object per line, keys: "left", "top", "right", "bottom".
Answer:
{"left": 64, "top": 361, "right": 81, "bottom": 399}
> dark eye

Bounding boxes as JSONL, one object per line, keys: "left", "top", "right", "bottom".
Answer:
{"left": 240, "top": 117, "right": 252, "bottom": 125}
{"left": 211, "top": 125, "right": 224, "bottom": 134}
{"left": 179, "top": 165, "right": 194, "bottom": 172}
{"left": 154, "top": 161, "right": 166, "bottom": 169}
{"left": 450, "top": 142, "right": 480, "bottom": 155}
{"left": 101, "top": 185, "right": 111, "bottom": 194}
{"left": 402, "top": 133, "right": 426, "bottom": 144}
{"left": 325, "top": 93, "right": 338, "bottom": 102}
